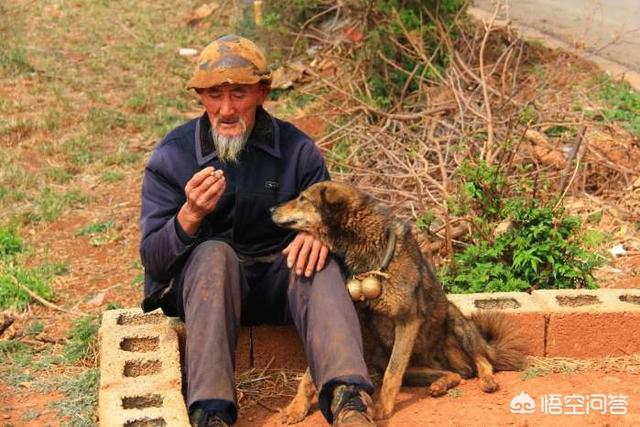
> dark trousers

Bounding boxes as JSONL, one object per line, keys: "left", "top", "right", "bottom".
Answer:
{"left": 175, "top": 240, "right": 373, "bottom": 424}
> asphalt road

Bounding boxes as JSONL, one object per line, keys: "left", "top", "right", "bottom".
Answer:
{"left": 474, "top": 0, "right": 640, "bottom": 71}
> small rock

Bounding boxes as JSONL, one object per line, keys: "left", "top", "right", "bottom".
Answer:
{"left": 85, "top": 291, "right": 107, "bottom": 307}
{"left": 609, "top": 244, "right": 626, "bottom": 257}
{"left": 178, "top": 48, "right": 198, "bottom": 57}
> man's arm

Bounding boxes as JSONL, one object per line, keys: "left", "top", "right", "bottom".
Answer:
{"left": 140, "top": 162, "right": 227, "bottom": 282}
{"left": 283, "top": 137, "right": 332, "bottom": 277}
{"left": 139, "top": 164, "right": 193, "bottom": 284}
{"left": 177, "top": 167, "right": 225, "bottom": 236}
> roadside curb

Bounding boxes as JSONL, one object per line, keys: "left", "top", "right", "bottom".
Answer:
{"left": 467, "top": 7, "right": 640, "bottom": 91}
{"left": 451, "top": 288, "right": 640, "bottom": 357}
{"left": 98, "top": 289, "right": 640, "bottom": 425}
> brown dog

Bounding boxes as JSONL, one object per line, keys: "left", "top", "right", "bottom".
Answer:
{"left": 272, "top": 181, "right": 527, "bottom": 421}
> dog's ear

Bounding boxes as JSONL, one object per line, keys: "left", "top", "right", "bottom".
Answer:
{"left": 320, "top": 185, "right": 347, "bottom": 208}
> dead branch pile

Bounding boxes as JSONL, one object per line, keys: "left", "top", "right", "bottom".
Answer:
{"left": 281, "top": 2, "right": 640, "bottom": 256}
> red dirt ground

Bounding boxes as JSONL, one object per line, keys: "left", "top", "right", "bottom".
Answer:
{"left": 0, "top": 381, "right": 68, "bottom": 426}
{"left": 239, "top": 371, "right": 640, "bottom": 426}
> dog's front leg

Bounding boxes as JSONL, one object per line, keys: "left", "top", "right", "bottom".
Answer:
{"left": 374, "top": 318, "right": 422, "bottom": 420}
{"left": 281, "top": 368, "right": 316, "bottom": 424}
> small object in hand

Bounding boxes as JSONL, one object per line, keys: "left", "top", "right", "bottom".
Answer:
{"left": 347, "top": 278, "right": 362, "bottom": 302}
{"left": 361, "top": 276, "right": 382, "bottom": 299}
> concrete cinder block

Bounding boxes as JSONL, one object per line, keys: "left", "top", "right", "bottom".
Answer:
{"left": 99, "top": 308, "right": 189, "bottom": 426}
{"left": 448, "top": 292, "right": 547, "bottom": 356}
{"left": 534, "top": 289, "right": 640, "bottom": 357}
{"left": 99, "top": 388, "right": 187, "bottom": 426}
{"left": 170, "top": 321, "right": 304, "bottom": 372}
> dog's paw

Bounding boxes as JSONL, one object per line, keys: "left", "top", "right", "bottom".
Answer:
{"left": 373, "top": 400, "right": 393, "bottom": 420}
{"left": 428, "top": 381, "right": 448, "bottom": 397}
{"left": 480, "top": 376, "right": 499, "bottom": 393}
{"left": 280, "top": 402, "right": 309, "bottom": 424}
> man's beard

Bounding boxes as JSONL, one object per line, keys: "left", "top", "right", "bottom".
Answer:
{"left": 211, "top": 118, "right": 250, "bottom": 163}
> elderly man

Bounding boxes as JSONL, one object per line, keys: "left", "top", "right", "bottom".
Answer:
{"left": 139, "top": 35, "right": 375, "bottom": 427}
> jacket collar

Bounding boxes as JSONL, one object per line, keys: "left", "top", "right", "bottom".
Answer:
{"left": 195, "top": 106, "right": 281, "bottom": 165}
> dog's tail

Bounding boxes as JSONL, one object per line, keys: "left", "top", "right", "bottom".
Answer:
{"left": 470, "top": 311, "right": 528, "bottom": 371}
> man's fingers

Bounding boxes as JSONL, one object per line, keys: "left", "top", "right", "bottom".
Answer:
{"left": 198, "top": 177, "right": 226, "bottom": 206}
{"left": 305, "top": 240, "right": 322, "bottom": 277}
{"left": 296, "top": 236, "right": 313, "bottom": 275}
{"left": 189, "top": 173, "right": 225, "bottom": 203}
{"left": 286, "top": 235, "right": 303, "bottom": 268}
{"left": 316, "top": 245, "right": 329, "bottom": 272}
{"left": 190, "top": 166, "right": 215, "bottom": 188}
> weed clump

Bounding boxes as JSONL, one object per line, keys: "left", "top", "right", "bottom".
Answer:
{"left": 63, "top": 315, "right": 100, "bottom": 363}
{"left": 594, "top": 75, "right": 640, "bottom": 136}
{"left": 0, "top": 227, "right": 67, "bottom": 311}
{"left": 51, "top": 369, "right": 99, "bottom": 426}
{"left": 440, "top": 161, "right": 604, "bottom": 293}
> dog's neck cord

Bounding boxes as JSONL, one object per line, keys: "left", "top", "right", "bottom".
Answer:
{"left": 380, "top": 228, "right": 396, "bottom": 271}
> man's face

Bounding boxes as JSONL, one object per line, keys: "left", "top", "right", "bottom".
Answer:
{"left": 197, "top": 83, "right": 269, "bottom": 138}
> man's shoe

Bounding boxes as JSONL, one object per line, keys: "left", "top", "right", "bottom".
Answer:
{"left": 330, "top": 384, "right": 376, "bottom": 427}
{"left": 189, "top": 408, "right": 230, "bottom": 427}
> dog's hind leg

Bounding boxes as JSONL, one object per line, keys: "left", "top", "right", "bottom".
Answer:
{"left": 403, "top": 367, "right": 462, "bottom": 397}
{"left": 475, "top": 355, "right": 498, "bottom": 393}
{"left": 281, "top": 368, "right": 316, "bottom": 424}
{"left": 374, "top": 318, "right": 422, "bottom": 420}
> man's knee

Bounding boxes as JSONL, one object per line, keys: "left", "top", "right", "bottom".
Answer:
{"left": 183, "top": 240, "right": 239, "bottom": 300}
{"left": 288, "top": 257, "right": 347, "bottom": 302}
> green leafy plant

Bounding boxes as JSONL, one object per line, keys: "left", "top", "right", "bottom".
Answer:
{"left": 63, "top": 315, "right": 100, "bottom": 363}
{"left": 595, "top": 75, "right": 640, "bottom": 136}
{"left": 100, "top": 170, "right": 125, "bottom": 184}
{"left": 78, "top": 220, "right": 118, "bottom": 246}
{"left": 51, "top": 369, "right": 99, "bottom": 426}
{"left": 25, "top": 320, "right": 44, "bottom": 336}
{"left": 0, "top": 265, "right": 55, "bottom": 311}
{"left": 0, "top": 226, "right": 23, "bottom": 258}
{"left": 24, "top": 187, "right": 90, "bottom": 224}
{"left": 416, "top": 211, "right": 435, "bottom": 232}
{"left": 0, "top": 44, "right": 33, "bottom": 76}
{"left": 440, "top": 160, "right": 603, "bottom": 293}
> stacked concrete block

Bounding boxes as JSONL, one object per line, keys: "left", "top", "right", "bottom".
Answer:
{"left": 98, "top": 290, "right": 640, "bottom": 423}
{"left": 532, "top": 289, "right": 640, "bottom": 357}
{"left": 99, "top": 308, "right": 189, "bottom": 426}
{"left": 448, "top": 292, "right": 547, "bottom": 356}
{"left": 451, "top": 289, "right": 640, "bottom": 358}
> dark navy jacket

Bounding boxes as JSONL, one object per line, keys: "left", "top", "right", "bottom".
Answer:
{"left": 139, "top": 107, "right": 329, "bottom": 314}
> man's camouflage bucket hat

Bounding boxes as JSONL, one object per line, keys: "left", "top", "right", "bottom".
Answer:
{"left": 187, "top": 35, "right": 272, "bottom": 89}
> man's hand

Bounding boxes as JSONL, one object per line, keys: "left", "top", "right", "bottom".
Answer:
{"left": 177, "top": 166, "right": 226, "bottom": 236}
{"left": 283, "top": 232, "right": 329, "bottom": 277}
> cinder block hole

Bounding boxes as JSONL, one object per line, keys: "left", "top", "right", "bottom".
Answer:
{"left": 556, "top": 295, "right": 601, "bottom": 307}
{"left": 120, "top": 337, "right": 160, "bottom": 352}
{"left": 122, "top": 394, "right": 163, "bottom": 409}
{"left": 474, "top": 298, "right": 520, "bottom": 309}
{"left": 123, "top": 417, "right": 166, "bottom": 427}
{"left": 117, "top": 312, "right": 165, "bottom": 326}
{"left": 123, "top": 359, "right": 161, "bottom": 377}
{"left": 620, "top": 294, "right": 640, "bottom": 305}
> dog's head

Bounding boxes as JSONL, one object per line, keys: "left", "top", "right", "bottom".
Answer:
{"left": 271, "top": 181, "right": 370, "bottom": 243}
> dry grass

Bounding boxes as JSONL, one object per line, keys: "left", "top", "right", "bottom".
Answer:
{"left": 523, "top": 354, "right": 640, "bottom": 380}
{"left": 236, "top": 365, "right": 302, "bottom": 413}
